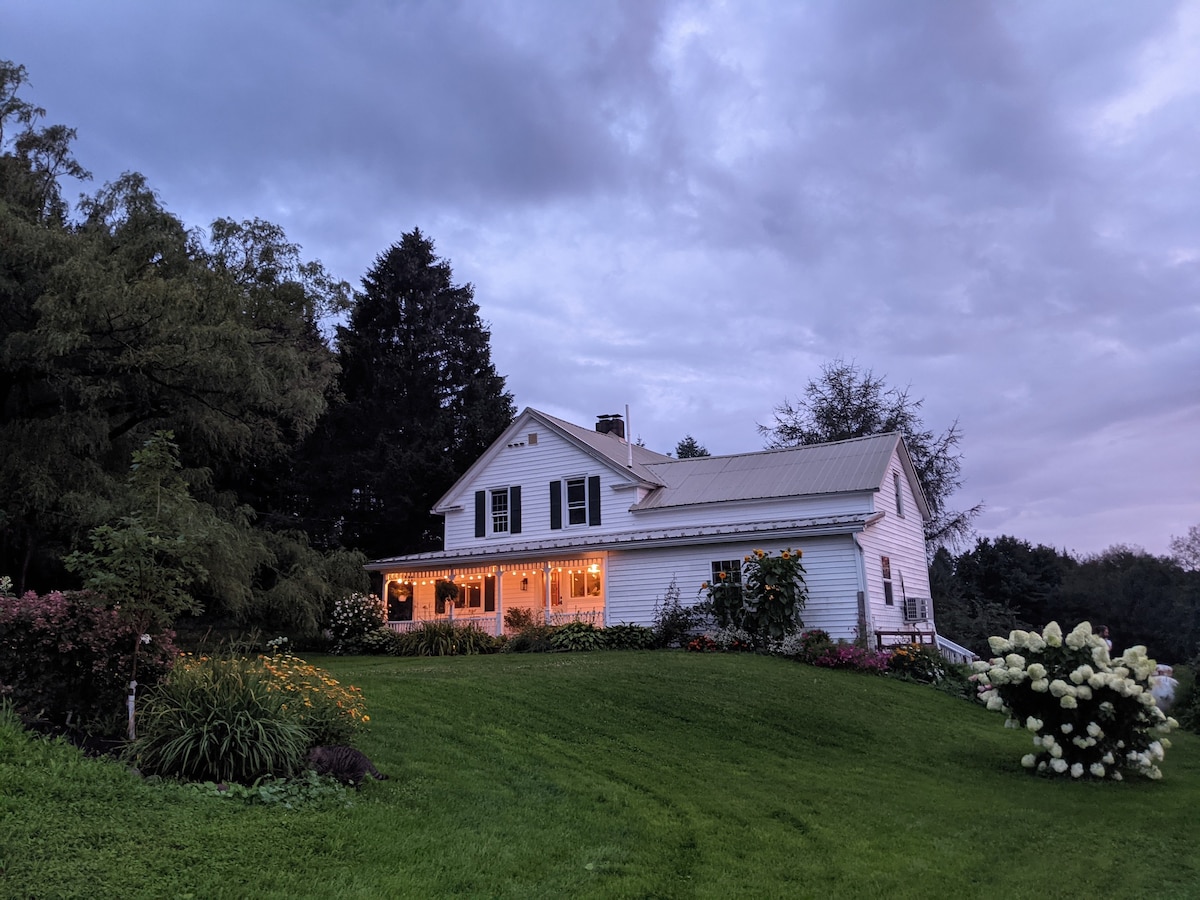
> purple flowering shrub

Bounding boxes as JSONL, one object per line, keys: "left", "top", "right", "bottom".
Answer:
{"left": 0, "top": 590, "right": 177, "bottom": 733}
{"left": 810, "top": 643, "right": 891, "bottom": 674}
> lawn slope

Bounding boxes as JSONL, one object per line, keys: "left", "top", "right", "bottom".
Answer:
{"left": 3, "top": 651, "right": 1198, "bottom": 899}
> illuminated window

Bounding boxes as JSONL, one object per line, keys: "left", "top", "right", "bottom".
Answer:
{"left": 567, "top": 569, "right": 601, "bottom": 598}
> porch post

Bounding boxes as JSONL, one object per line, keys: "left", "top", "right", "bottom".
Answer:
{"left": 544, "top": 562, "right": 552, "bottom": 624}
{"left": 494, "top": 565, "right": 503, "bottom": 635}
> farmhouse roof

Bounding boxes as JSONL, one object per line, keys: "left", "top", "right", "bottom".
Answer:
{"left": 633, "top": 432, "right": 921, "bottom": 512}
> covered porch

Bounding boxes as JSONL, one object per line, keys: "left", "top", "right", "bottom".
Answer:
{"left": 378, "top": 555, "right": 607, "bottom": 637}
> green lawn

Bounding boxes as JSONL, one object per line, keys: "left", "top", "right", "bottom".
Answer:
{"left": 4, "top": 651, "right": 1199, "bottom": 899}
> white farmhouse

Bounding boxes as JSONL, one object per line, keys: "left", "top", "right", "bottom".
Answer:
{"left": 366, "top": 408, "right": 949, "bottom": 653}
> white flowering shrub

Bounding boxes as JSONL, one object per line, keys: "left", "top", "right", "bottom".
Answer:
{"left": 328, "top": 592, "right": 386, "bottom": 652}
{"left": 973, "top": 621, "right": 1178, "bottom": 780}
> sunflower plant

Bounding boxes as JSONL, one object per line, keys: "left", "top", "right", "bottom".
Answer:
{"left": 700, "top": 548, "right": 807, "bottom": 648}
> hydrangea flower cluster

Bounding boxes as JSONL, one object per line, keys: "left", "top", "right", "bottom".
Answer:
{"left": 973, "top": 621, "right": 1178, "bottom": 780}
{"left": 328, "top": 592, "right": 386, "bottom": 648}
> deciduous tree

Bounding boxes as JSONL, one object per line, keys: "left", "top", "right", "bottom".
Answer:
{"left": 759, "top": 358, "right": 980, "bottom": 549}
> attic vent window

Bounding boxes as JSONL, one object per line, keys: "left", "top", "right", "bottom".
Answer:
{"left": 528, "top": 433, "right": 538, "bottom": 445}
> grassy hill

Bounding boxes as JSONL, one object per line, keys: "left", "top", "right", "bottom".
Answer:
{"left": 3, "top": 651, "right": 1198, "bottom": 898}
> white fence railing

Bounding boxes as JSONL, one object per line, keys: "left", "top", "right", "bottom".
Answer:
{"left": 385, "top": 609, "right": 603, "bottom": 637}
{"left": 385, "top": 618, "right": 502, "bottom": 637}
{"left": 935, "top": 634, "right": 978, "bottom": 665}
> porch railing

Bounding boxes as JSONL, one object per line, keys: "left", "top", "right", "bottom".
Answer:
{"left": 934, "top": 634, "right": 978, "bottom": 665}
{"left": 875, "top": 629, "right": 979, "bottom": 665}
{"left": 385, "top": 618, "right": 502, "bottom": 637}
{"left": 385, "top": 609, "right": 603, "bottom": 637}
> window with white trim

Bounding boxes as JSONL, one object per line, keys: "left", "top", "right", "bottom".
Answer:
{"left": 566, "top": 477, "right": 587, "bottom": 525}
{"left": 881, "top": 556, "right": 894, "bottom": 606}
{"left": 893, "top": 471, "right": 904, "bottom": 517}
{"left": 711, "top": 560, "right": 743, "bottom": 599}
{"left": 491, "top": 489, "right": 509, "bottom": 533}
{"left": 475, "top": 486, "right": 521, "bottom": 537}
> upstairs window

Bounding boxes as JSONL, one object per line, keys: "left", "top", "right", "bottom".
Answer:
{"left": 894, "top": 471, "right": 904, "bottom": 517}
{"left": 491, "top": 489, "right": 509, "bottom": 533}
{"left": 475, "top": 486, "right": 521, "bottom": 537}
{"left": 566, "top": 477, "right": 587, "bottom": 525}
{"left": 550, "top": 476, "right": 601, "bottom": 529}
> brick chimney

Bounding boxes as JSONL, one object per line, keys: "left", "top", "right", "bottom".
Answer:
{"left": 595, "top": 413, "right": 625, "bottom": 439}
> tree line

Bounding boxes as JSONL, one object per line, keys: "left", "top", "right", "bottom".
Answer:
{"left": 932, "top": 538, "right": 1200, "bottom": 665}
{"left": 0, "top": 60, "right": 514, "bottom": 632}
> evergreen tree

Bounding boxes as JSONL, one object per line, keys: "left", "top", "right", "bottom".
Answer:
{"left": 674, "top": 435, "right": 710, "bottom": 458}
{"left": 297, "top": 230, "right": 515, "bottom": 558}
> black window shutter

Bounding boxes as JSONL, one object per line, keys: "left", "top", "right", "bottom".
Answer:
{"left": 588, "top": 475, "right": 601, "bottom": 526}
{"left": 510, "top": 485, "right": 522, "bottom": 534}
{"left": 549, "top": 480, "right": 562, "bottom": 530}
{"left": 475, "top": 491, "right": 486, "bottom": 538}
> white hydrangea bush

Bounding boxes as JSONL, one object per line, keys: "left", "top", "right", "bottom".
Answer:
{"left": 972, "top": 621, "right": 1178, "bottom": 781}
{"left": 328, "top": 592, "right": 386, "bottom": 645}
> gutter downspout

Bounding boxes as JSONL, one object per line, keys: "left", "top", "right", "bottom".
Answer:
{"left": 852, "top": 533, "right": 872, "bottom": 646}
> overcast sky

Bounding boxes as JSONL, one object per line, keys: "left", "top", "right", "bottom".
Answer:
{"left": 6, "top": 1, "right": 1198, "bottom": 557}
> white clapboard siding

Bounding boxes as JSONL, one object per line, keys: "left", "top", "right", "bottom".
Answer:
{"left": 606, "top": 535, "right": 861, "bottom": 638}
{"left": 443, "top": 425, "right": 642, "bottom": 550}
{"left": 857, "top": 447, "right": 933, "bottom": 633}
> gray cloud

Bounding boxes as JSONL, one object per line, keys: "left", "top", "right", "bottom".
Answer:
{"left": 4, "top": 0, "right": 1197, "bottom": 555}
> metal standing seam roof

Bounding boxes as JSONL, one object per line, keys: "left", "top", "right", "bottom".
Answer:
{"left": 531, "top": 409, "right": 672, "bottom": 485}
{"left": 365, "top": 513, "right": 874, "bottom": 570}
{"left": 631, "top": 432, "right": 903, "bottom": 509}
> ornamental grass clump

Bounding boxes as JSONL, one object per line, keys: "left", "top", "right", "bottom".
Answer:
{"left": 973, "top": 621, "right": 1178, "bottom": 781}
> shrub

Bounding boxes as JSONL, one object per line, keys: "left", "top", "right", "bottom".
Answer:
{"left": 128, "top": 654, "right": 310, "bottom": 783}
{"left": 652, "top": 578, "right": 709, "bottom": 648}
{"left": 503, "top": 607, "right": 539, "bottom": 631}
{"left": 328, "top": 592, "right": 386, "bottom": 653}
{"left": 0, "top": 589, "right": 177, "bottom": 734}
{"left": 973, "top": 622, "right": 1178, "bottom": 780}
{"left": 602, "top": 623, "right": 657, "bottom": 650}
{"left": 773, "top": 628, "right": 833, "bottom": 663}
{"left": 887, "top": 643, "right": 947, "bottom": 684}
{"left": 338, "top": 626, "right": 404, "bottom": 656}
{"left": 502, "top": 623, "right": 555, "bottom": 654}
{"left": 810, "top": 642, "right": 891, "bottom": 674}
{"left": 549, "top": 621, "right": 604, "bottom": 652}
{"left": 687, "top": 635, "right": 718, "bottom": 653}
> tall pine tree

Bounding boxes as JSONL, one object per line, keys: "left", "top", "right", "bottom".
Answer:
{"left": 298, "top": 230, "right": 514, "bottom": 558}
